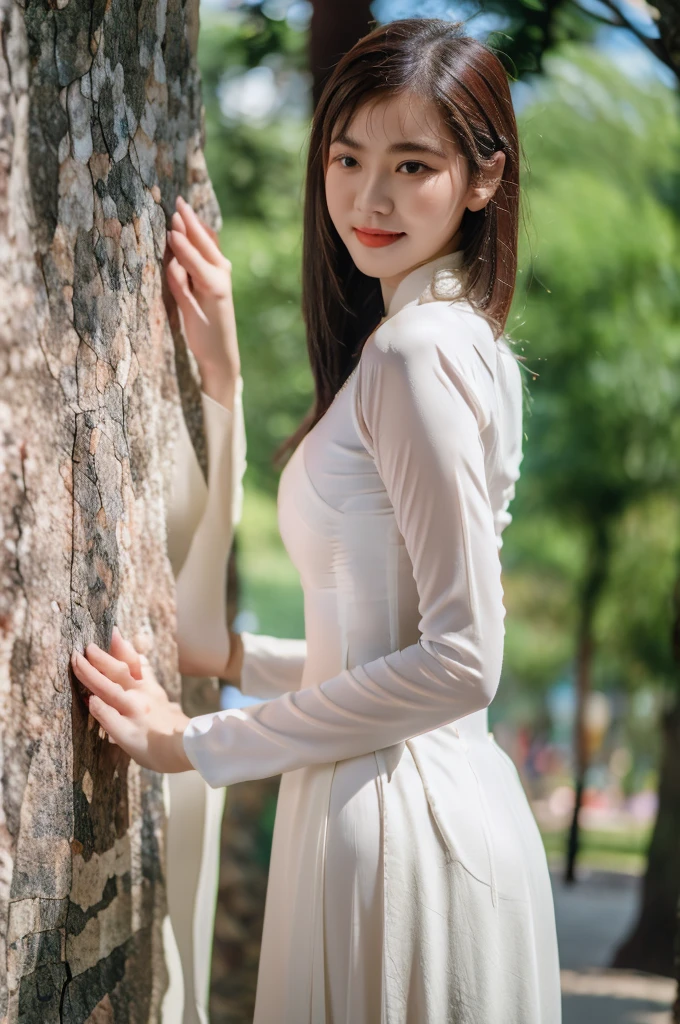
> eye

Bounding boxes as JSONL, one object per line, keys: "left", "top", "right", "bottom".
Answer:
{"left": 337, "top": 155, "right": 359, "bottom": 169}
{"left": 398, "top": 161, "right": 430, "bottom": 175}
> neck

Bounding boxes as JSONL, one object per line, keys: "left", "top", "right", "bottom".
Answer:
{"left": 379, "top": 232, "right": 464, "bottom": 315}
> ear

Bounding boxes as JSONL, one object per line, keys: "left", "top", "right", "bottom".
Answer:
{"left": 466, "top": 150, "right": 506, "bottom": 214}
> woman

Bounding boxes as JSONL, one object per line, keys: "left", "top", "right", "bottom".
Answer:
{"left": 72, "top": 18, "right": 562, "bottom": 1023}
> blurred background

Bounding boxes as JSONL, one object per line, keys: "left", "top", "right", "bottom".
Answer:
{"left": 193, "top": 2, "right": 680, "bottom": 1020}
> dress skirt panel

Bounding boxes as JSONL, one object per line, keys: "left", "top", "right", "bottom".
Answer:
{"left": 252, "top": 731, "right": 561, "bottom": 1024}
{"left": 376, "top": 736, "right": 562, "bottom": 1024}
{"left": 323, "top": 752, "right": 384, "bottom": 1024}
{"left": 251, "top": 763, "right": 336, "bottom": 1024}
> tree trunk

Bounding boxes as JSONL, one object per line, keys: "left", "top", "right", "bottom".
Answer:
{"left": 613, "top": 551, "right": 680, "bottom": 980}
{"left": 611, "top": 698, "right": 680, "bottom": 978}
{"left": 309, "top": 0, "right": 374, "bottom": 108}
{"left": 0, "top": 0, "right": 220, "bottom": 1018}
{"left": 653, "top": 1, "right": 680, "bottom": 81}
{"left": 564, "top": 519, "right": 610, "bottom": 884}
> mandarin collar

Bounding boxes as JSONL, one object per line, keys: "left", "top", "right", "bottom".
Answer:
{"left": 384, "top": 249, "right": 466, "bottom": 319}
{"left": 378, "top": 248, "right": 497, "bottom": 379}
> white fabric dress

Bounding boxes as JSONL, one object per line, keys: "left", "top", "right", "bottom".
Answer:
{"left": 183, "top": 249, "right": 562, "bottom": 1024}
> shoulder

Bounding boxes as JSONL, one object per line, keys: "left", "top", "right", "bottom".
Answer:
{"left": 358, "top": 300, "right": 496, "bottom": 426}
{"left": 367, "top": 300, "right": 496, "bottom": 380}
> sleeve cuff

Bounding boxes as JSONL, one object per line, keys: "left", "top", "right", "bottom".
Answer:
{"left": 182, "top": 709, "right": 247, "bottom": 788}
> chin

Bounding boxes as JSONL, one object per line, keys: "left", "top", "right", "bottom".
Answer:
{"left": 344, "top": 239, "right": 414, "bottom": 280}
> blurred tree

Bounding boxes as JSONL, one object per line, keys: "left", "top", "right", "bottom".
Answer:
{"left": 310, "top": 0, "right": 374, "bottom": 105}
{"left": 611, "top": 541, "right": 680, "bottom": 979}
{"left": 478, "top": 0, "right": 678, "bottom": 83}
{"left": 511, "top": 41, "right": 680, "bottom": 935}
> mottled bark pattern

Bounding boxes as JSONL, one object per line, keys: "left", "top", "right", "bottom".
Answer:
{"left": 0, "top": 0, "right": 220, "bottom": 1017}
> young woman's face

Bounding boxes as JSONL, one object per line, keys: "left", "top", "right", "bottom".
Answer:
{"left": 325, "top": 91, "right": 477, "bottom": 289}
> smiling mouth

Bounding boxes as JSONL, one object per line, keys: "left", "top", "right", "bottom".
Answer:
{"left": 353, "top": 227, "right": 406, "bottom": 248}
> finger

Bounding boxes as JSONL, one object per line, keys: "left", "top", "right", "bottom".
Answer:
{"left": 128, "top": 633, "right": 164, "bottom": 688}
{"left": 71, "top": 651, "right": 131, "bottom": 713}
{"left": 166, "top": 253, "right": 189, "bottom": 292}
{"left": 169, "top": 209, "right": 188, "bottom": 237}
{"left": 201, "top": 220, "right": 220, "bottom": 245}
{"left": 111, "top": 626, "right": 143, "bottom": 682}
{"left": 175, "top": 196, "right": 226, "bottom": 267}
{"left": 166, "top": 230, "right": 222, "bottom": 296}
{"left": 88, "top": 696, "right": 133, "bottom": 749}
{"left": 165, "top": 268, "right": 208, "bottom": 327}
{"left": 85, "top": 642, "right": 138, "bottom": 691}
{"left": 166, "top": 257, "right": 208, "bottom": 323}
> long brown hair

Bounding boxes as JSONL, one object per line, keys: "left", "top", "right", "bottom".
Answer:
{"left": 277, "top": 18, "right": 520, "bottom": 464}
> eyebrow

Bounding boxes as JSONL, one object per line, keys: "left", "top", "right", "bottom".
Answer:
{"left": 330, "top": 129, "right": 448, "bottom": 160}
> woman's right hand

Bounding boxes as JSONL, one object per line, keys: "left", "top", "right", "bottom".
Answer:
{"left": 164, "top": 195, "right": 241, "bottom": 408}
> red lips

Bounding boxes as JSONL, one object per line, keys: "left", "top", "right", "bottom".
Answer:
{"left": 353, "top": 226, "right": 406, "bottom": 248}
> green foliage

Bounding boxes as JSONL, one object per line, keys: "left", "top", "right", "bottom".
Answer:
{"left": 540, "top": 822, "right": 653, "bottom": 874}
{"left": 200, "top": 10, "right": 309, "bottom": 223}
{"left": 514, "top": 48, "right": 680, "bottom": 519}
{"left": 503, "top": 43, "right": 680, "bottom": 701}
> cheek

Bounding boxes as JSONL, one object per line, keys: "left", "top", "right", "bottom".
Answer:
{"left": 325, "top": 167, "right": 351, "bottom": 225}
{"left": 401, "top": 175, "right": 461, "bottom": 225}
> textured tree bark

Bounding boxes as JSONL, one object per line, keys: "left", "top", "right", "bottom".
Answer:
{"left": 0, "top": 0, "right": 221, "bottom": 1018}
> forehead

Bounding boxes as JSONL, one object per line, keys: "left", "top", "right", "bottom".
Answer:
{"left": 340, "top": 91, "right": 455, "bottom": 150}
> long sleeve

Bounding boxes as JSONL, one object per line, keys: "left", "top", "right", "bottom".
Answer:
{"left": 239, "top": 630, "right": 307, "bottom": 700}
{"left": 182, "top": 307, "right": 506, "bottom": 788}
{"left": 166, "top": 376, "right": 247, "bottom": 678}
{"left": 491, "top": 338, "right": 524, "bottom": 549}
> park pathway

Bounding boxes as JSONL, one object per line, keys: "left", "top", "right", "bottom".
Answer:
{"left": 553, "top": 869, "right": 675, "bottom": 1023}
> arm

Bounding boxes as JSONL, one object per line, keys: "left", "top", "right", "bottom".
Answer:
{"left": 182, "top": 308, "right": 506, "bottom": 788}
{"left": 491, "top": 338, "right": 524, "bottom": 549}
{"left": 167, "top": 376, "right": 247, "bottom": 679}
{"left": 168, "top": 376, "right": 307, "bottom": 695}
{"left": 238, "top": 630, "right": 307, "bottom": 700}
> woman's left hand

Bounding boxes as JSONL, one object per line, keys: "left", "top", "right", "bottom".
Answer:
{"left": 71, "top": 626, "right": 193, "bottom": 774}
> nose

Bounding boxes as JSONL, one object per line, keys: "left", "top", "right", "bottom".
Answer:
{"left": 353, "top": 170, "right": 394, "bottom": 217}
